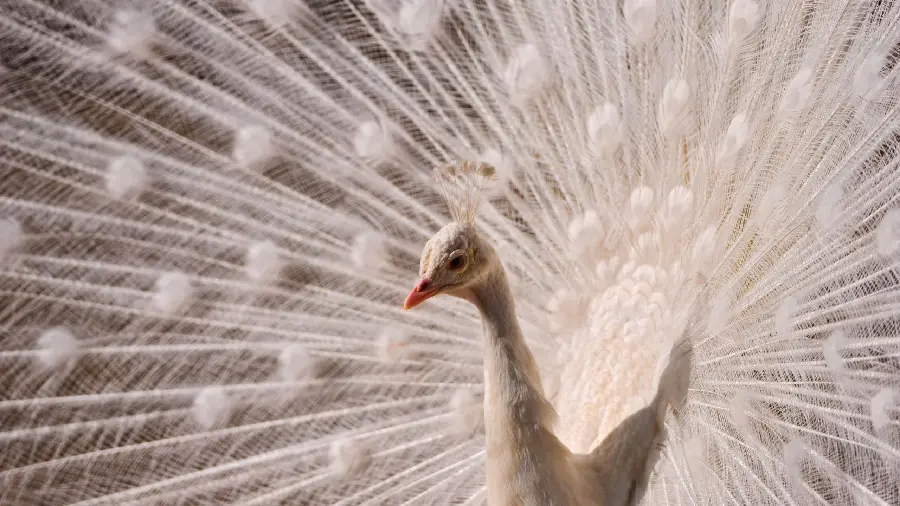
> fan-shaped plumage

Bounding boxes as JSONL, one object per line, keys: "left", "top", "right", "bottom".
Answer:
{"left": 1, "top": 0, "right": 899, "bottom": 505}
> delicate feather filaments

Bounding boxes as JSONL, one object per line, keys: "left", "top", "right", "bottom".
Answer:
{"left": 1, "top": 1, "right": 900, "bottom": 505}
{"left": 433, "top": 161, "right": 496, "bottom": 224}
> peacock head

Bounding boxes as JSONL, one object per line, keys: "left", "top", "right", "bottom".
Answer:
{"left": 404, "top": 161, "right": 497, "bottom": 310}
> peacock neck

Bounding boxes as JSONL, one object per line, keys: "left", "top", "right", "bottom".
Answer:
{"left": 469, "top": 268, "right": 546, "bottom": 400}
{"left": 469, "top": 266, "right": 568, "bottom": 500}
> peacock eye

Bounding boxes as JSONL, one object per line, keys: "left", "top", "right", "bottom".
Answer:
{"left": 447, "top": 252, "right": 467, "bottom": 272}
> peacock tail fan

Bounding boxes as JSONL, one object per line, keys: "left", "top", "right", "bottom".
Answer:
{"left": 1, "top": 0, "right": 899, "bottom": 504}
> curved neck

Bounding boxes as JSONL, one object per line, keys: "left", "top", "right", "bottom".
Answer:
{"left": 469, "top": 267, "right": 551, "bottom": 419}
{"left": 468, "top": 262, "right": 550, "bottom": 394}
{"left": 469, "top": 264, "right": 570, "bottom": 502}
{"left": 469, "top": 269, "right": 522, "bottom": 347}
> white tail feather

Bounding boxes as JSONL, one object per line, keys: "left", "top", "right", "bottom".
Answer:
{"left": 1, "top": 1, "right": 899, "bottom": 504}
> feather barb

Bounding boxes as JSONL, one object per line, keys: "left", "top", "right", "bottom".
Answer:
{"left": 434, "top": 161, "right": 496, "bottom": 223}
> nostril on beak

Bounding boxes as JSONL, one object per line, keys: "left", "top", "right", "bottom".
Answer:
{"left": 415, "top": 279, "right": 431, "bottom": 293}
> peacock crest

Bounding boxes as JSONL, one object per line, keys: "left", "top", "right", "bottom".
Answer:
{"left": 433, "top": 161, "right": 497, "bottom": 224}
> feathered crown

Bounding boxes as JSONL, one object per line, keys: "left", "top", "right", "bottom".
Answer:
{"left": 433, "top": 161, "right": 496, "bottom": 223}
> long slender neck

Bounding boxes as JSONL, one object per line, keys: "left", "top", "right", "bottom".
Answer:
{"left": 469, "top": 265, "right": 574, "bottom": 503}
{"left": 469, "top": 268, "right": 547, "bottom": 401}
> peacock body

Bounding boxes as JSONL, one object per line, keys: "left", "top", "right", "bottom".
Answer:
{"left": 1, "top": 0, "right": 899, "bottom": 504}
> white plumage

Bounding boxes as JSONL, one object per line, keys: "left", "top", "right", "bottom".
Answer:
{"left": 0, "top": 0, "right": 899, "bottom": 504}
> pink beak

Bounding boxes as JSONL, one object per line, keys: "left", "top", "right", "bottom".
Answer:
{"left": 404, "top": 279, "right": 438, "bottom": 310}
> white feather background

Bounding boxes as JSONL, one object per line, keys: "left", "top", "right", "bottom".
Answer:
{"left": 1, "top": 0, "right": 899, "bottom": 504}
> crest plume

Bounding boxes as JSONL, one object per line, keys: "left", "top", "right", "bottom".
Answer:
{"left": 433, "top": 161, "right": 496, "bottom": 223}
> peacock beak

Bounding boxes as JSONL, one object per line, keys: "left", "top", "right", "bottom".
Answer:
{"left": 404, "top": 279, "right": 438, "bottom": 310}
